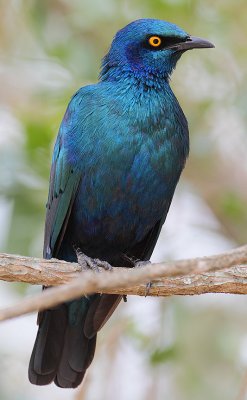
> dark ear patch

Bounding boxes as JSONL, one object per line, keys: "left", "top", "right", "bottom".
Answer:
{"left": 144, "top": 35, "right": 188, "bottom": 51}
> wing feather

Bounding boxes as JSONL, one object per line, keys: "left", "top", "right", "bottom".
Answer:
{"left": 43, "top": 101, "right": 81, "bottom": 260}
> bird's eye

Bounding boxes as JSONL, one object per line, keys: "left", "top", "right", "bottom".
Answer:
{"left": 148, "top": 36, "right": 162, "bottom": 48}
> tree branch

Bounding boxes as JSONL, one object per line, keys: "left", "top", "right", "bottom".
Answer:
{"left": 0, "top": 245, "right": 246, "bottom": 322}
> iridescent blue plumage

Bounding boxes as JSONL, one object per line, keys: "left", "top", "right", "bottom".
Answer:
{"left": 29, "top": 18, "right": 214, "bottom": 388}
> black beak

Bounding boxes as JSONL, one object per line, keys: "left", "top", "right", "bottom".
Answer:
{"left": 169, "top": 36, "right": 215, "bottom": 52}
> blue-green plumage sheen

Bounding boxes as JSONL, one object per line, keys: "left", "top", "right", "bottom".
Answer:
{"left": 29, "top": 19, "right": 214, "bottom": 388}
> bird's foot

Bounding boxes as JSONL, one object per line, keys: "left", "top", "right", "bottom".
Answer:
{"left": 132, "top": 260, "right": 152, "bottom": 296}
{"left": 145, "top": 281, "right": 153, "bottom": 297}
{"left": 76, "top": 249, "right": 113, "bottom": 272}
{"left": 134, "top": 260, "right": 151, "bottom": 268}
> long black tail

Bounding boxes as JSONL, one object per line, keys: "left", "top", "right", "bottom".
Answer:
{"left": 28, "top": 294, "right": 121, "bottom": 388}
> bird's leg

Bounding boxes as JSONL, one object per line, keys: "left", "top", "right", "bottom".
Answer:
{"left": 76, "top": 248, "right": 113, "bottom": 272}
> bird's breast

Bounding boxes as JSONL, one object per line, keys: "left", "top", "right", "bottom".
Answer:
{"left": 70, "top": 122, "right": 187, "bottom": 250}
{"left": 64, "top": 82, "right": 189, "bottom": 251}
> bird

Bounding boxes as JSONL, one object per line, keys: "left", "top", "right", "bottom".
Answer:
{"left": 28, "top": 18, "right": 214, "bottom": 388}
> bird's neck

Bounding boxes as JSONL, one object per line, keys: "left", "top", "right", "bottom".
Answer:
{"left": 99, "top": 65, "right": 187, "bottom": 131}
{"left": 100, "top": 64, "right": 170, "bottom": 90}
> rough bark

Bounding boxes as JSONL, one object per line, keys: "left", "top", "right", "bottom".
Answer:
{"left": 0, "top": 245, "right": 246, "bottom": 322}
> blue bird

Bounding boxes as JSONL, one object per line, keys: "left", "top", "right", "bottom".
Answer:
{"left": 29, "top": 19, "right": 214, "bottom": 388}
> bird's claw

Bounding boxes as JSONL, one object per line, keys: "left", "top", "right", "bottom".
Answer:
{"left": 76, "top": 249, "right": 113, "bottom": 272}
{"left": 134, "top": 260, "right": 151, "bottom": 268}
{"left": 145, "top": 281, "right": 153, "bottom": 297}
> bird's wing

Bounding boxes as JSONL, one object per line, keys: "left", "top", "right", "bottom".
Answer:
{"left": 130, "top": 198, "right": 173, "bottom": 261}
{"left": 43, "top": 101, "right": 81, "bottom": 259}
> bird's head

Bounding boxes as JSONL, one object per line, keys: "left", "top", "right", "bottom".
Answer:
{"left": 100, "top": 19, "right": 214, "bottom": 82}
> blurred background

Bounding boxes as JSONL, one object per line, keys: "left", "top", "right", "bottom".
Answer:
{"left": 0, "top": 0, "right": 247, "bottom": 399}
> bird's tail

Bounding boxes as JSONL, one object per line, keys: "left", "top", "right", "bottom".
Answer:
{"left": 28, "top": 294, "right": 121, "bottom": 388}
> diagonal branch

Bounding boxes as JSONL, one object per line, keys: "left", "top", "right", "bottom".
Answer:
{"left": 0, "top": 244, "right": 246, "bottom": 322}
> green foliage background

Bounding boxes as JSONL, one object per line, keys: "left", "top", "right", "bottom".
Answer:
{"left": 0, "top": 1, "right": 246, "bottom": 400}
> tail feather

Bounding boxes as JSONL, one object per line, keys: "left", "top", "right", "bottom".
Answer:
{"left": 29, "top": 339, "right": 56, "bottom": 386}
{"left": 56, "top": 324, "right": 96, "bottom": 382}
{"left": 54, "top": 370, "right": 86, "bottom": 389}
{"left": 29, "top": 306, "right": 67, "bottom": 385}
{"left": 84, "top": 294, "right": 122, "bottom": 338}
{"left": 81, "top": 334, "right": 97, "bottom": 370}
{"left": 29, "top": 294, "right": 121, "bottom": 388}
{"left": 29, "top": 366, "right": 55, "bottom": 386}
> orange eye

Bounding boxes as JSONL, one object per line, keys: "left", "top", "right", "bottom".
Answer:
{"left": 148, "top": 36, "right": 162, "bottom": 47}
